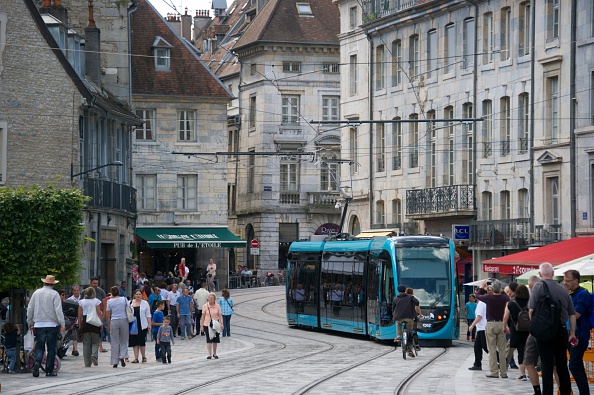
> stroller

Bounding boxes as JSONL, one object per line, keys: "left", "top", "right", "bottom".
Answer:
{"left": 56, "top": 300, "right": 78, "bottom": 359}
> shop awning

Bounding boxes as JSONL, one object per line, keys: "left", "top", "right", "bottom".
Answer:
{"left": 482, "top": 237, "right": 594, "bottom": 275}
{"left": 136, "top": 227, "right": 246, "bottom": 248}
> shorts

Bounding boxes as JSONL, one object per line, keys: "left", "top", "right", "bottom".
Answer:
{"left": 523, "top": 334, "right": 539, "bottom": 366}
{"left": 203, "top": 325, "right": 220, "bottom": 343}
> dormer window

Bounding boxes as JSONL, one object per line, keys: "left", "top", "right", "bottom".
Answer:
{"left": 151, "top": 36, "right": 172, "bottom": 71}
{"left": 296, "top": 3, "right": 313, "bottom": 16}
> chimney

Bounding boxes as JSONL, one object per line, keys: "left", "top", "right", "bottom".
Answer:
{"left": 180, "top": 7, "right": 192, "bottom": 41}
{"left": 85, "top": 0, "right": 101, "bottom": 86}
{"left": 40, "top": 0, "right": 68, "bottom": 25}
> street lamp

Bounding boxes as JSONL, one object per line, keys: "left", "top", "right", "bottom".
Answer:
{"left": 71, "top": 161, "right": 123, "bottom": 179}
{"left": 71, "top": 161, "right": 124, "bottom": 284}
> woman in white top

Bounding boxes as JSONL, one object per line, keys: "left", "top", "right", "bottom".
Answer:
{"left": 106, "top": 286, "right": 129, "bottom": 368}
{"left": 206, "top": 259, "right": 217, "bottom": 292}
{"left": 128, "top": 289, "right": 152, "bottom": 363}
{"left": 77, "top": 287, "right": 102, "bottom": 367}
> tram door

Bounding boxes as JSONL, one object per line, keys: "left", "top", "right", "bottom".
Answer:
{"left": 320, "top": 253, "right": 366, "bottom": 333}
{"left": 365, "top": 261, "right": 380, "bottom": 335}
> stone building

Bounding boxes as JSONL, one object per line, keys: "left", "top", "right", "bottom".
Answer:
{"left": 1, "top": 0, "right": 139, "bottom": 287}
{"left": 332, "top": 0, "right": 594, "bottom": 279}
{"left": 200, "top": 0, "right": 342, "bottom": 275}
{"left": 130, "top": 0, "right": 240, "bottom": 286}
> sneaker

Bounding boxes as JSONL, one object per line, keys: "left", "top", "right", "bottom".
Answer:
{"left": 8, "top": 370, "right": 15, "bottom": 374}
{"left": 32, "top": 362, "right": 40, "bottom": 377}
{"left": 92, "top": 356, "right": 98, "bottom": 366}
{"left": 500, "top": 374, "right": 508, "bottom": 378}
{"left": 485, "top": 374, "right": 499, "bottom": 378}
{"left": 72, "top": 350, "right": 79, "bottom": 356}
{"left": 408, "top": 351, "right": 415, "bottom": 358}
{"left": 180, "top": 337, "right": 186, "bottom": 340}
{"left": 517, "top": 375, "right": 527, "bottom": 381}
{"left": 468, "top": 366, "right": 482, "bottom": 371}
{"left": 415, "top": 345, "right": 421, "bottom": 351}
{"left": 46, "top": 372, "right": 58, "bottom": 377}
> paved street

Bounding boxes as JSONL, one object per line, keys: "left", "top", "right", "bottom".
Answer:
{"left": 0, "top": 286, "right": 588, "bottom": 394}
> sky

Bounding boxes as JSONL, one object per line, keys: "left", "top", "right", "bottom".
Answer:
{"left": 149, "top": 0, "right": 215, "bottom": 17}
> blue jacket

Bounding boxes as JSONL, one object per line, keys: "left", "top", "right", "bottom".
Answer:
{"left": 569, "top": 287, "right": 591, "bottom": 342}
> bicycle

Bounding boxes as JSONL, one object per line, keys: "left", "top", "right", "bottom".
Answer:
{"left": 398, "top": 320, "right": 420, "bottom": 360}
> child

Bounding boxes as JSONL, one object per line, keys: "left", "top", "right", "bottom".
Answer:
{"left": 152, "top": 301, "right": 165, "bottom": 361}
{"left": 465, "top": 294, "right": 477, "bottom": 341}
{"left": 156, "top": 316, "right": 174, "bottom": 364}
{"left": 2, "top": 322, "right": 21, "bottom": 373}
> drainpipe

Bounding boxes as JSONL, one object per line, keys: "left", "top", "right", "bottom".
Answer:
{"left": 367, "top": 32, "right": 374, "bottom": 229}
{"left": 529, "top": 0, "right": 536, "bottom": 240}
{"left": 569, "top": 0, "right": 577, "bottom": 237}
{"left": 127, "top": 1, "right": 138, "bottom": 106}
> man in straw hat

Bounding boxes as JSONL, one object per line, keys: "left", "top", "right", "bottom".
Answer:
{"left": 26, "top": 275, "right": 65, "bottom": 377}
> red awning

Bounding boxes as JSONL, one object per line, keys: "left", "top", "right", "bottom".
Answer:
{"left": 481, "top": 237, "right": 594, "bottom": 275}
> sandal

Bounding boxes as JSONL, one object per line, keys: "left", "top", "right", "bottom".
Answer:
{"left": 142, "top": 357, "right": 147, "bottom": 363}
{"left": 131, "top": 359, "right": 139, "bottom": 363}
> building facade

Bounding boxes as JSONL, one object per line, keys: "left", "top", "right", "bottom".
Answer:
{"left": 130, "top": 0, "right": 240, "bottom": 286}
{"left": 333, "top": 0, "right": 594, "bottom": 280}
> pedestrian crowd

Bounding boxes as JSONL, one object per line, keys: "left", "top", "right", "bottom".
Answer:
{"left": 1, "top": 257, "right": 238, "bottom": 378}
{"left": 466, "top": 262, "right": 592, "bottom": 395}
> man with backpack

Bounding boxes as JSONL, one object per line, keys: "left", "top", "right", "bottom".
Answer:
{"left": 563, "top": 269, "right": 591, "bottom": 395}
{"left": 528, "top": 262, "right": 577, "bottom": 395}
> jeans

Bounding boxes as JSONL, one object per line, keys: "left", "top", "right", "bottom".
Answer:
{"left": 222, "top": 315, "right": 231, "bottom": 337}
{"left": 34, "top": 326, "right": 59, "bottom": 373}
{"left": 152, "top": 331, "right": 161, "bottom": 360}
{"left": 6, "top": 347, "right": 16, "bottom": 372}
{"left": 169, "top": 306, "right": 178, "bottom": 336}
{"left": 179, "top": 314, "right": 191, "bottom": 338}
{"left": 568, "top": 339, "right": 590, "bottom": 395}
{"left": 536, "top": 326, "right": 572, "bottom": 395}
{"left": 160, "top": 342, "right": 171, "bottom": 363}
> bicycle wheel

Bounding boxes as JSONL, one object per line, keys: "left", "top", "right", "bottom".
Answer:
{"left": 53, "top": 356, "right": 61, "bottom": 372}
{"left": 401, "top": 331, "right": 407, "bottom": 359}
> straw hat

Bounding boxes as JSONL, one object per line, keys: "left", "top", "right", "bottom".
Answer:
{"left": 41, "top": 275, "right": 59, "bottom": 284}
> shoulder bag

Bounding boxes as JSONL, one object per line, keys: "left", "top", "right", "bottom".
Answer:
{"left": 86, "top": 303, "right": 102, "bottom": 327}
{"left": 126, "top": 299, "right": 135, "bottom": 323}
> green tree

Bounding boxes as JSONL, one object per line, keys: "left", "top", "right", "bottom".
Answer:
{"left": 0, "top": 186, "right": 86, "bottom": 291}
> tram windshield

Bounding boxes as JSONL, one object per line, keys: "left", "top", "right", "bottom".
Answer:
{"left": 395, "top": 247, "right": 451, "bottom": 308}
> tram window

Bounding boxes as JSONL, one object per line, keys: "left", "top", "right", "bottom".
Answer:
{"left": 288, "top": 260, "right": 318, "bottom": 315}
{"left": 321, "top": 254, "right": 365, "bottom": 320}
{"left": 396, "top": 247, "right": 451, "bottom": 308}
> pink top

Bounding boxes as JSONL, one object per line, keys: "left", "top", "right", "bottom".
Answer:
{"left": 201, "top": 302, "right": 222, "bottom": 325}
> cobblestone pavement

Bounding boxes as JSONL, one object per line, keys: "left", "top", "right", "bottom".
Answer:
{"left": 0, "top": 286, "right": 587, "bottom": 394}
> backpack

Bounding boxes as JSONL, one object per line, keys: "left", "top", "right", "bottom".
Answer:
{"left": 529, "top": 281, "right": 561, "bottom": 343}
{"left": 511, "top": 300, "right": 530, "bottom": 332}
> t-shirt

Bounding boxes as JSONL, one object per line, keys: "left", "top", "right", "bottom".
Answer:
{"left": 528, "top": 279, "right": 575, "bottom": 323}
{"left": 177, "top": 295, "right": 193, "bottom": 315}
{"left": 569, "top": 287, "right": 591, "bottom": 341}
{"left": 79, "top": 298, "right": 101, "bottom": 316}
{"left": 3, "top": 331, "right": 17, "bottom": 349}
{"left": 392, "top": 293, "right": 418, "bottom": 321}
{"left": 106, "top": 296, "right": 128, "bottom": 320}
{"left": 157, "top": 325, "right": 174, "bottom": 343}
{"left": 152, "top": 311, "right": 164, "bottom": 334}
{"left": 475, "top": 301, "right": 487, "bottom": 331}
{"left": 167, "top": 290, "right": 180, "bottom": 306}
{"left": 465, "top": 301, "right": 477, "bottom": 319}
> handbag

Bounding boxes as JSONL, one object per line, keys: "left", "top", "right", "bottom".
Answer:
{"left": 86, "top": 304, "right": 102, "bottom": 327}
{"left": 129, "top": 319, "right": 138, "bottom": 335}
{"left": 126, "top": 300, "right": 135, "bottom": 323}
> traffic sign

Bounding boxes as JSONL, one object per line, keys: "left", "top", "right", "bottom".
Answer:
{"left": 251, "top": 239, "right": 259, "bottom": 249}
{"left": 250, "top": 248, "right": 260, "bottom": 255}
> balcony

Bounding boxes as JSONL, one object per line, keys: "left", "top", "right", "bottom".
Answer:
{"left": 392, "top": 155, "right": 401, "bottom": 170}
{"left": 362, "top": 0, "right": 425, "bottom": 22}
{"left": 83, "top": 178, "right": 137, "bottom": 213}
{"left": 306, "top": 192, "right": 341, "bottom": 214}
{"left": 519, "top": 137, "right": 528, "bottom": 153}
{"left": 469, "top": 218, "right": 530, "bottom": 249}
{"left": 406, "top": 185, "right": 474, "bottom": 219}
{"left": 534, "top": 224, "right": 562, "bottom": 244}
{"left": 280, "top": 192, "right": 300, "bottom": 205}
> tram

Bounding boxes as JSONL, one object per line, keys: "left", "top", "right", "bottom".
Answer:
{"left": 286, "top": 235, "right": 460, "bottom": 344}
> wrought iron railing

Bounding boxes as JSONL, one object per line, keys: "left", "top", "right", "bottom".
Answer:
{"left": 483, "top": 142, "right": 492, "bottom": 158}
{"left": 519, "top": 137, "right": 528, "bottom": 153}
{"left": 470, "top": 218, "right": 530, "bottom": 247}
{"left": 362, "top": 0, "right": 423, "bottom": 21}
{"left": 406, "top": 185, "right": 474, "bottom": 215}
{"left": 377, "top": 157, "right": 385, "bottom": 172}
{"left": 409, "top": 151, "right": 418, "bottom": 168}
{"left": 501, "top": 140, "right": 510, "bottom": 156}
{"left": 83, "top": 178, "right": 137, "bottom": 213}
{"left": 392, "top": 155, "right": 401, "bottom": 170}
{"left": 534, "top": 224, "right": 562, "bottom": 244}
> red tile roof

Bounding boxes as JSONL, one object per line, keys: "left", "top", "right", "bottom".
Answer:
{"left": 234, "top": 0, "right": 339, "bottom": 50}
{"left": 131, "top": 0, "right": 231, "bottom": 98}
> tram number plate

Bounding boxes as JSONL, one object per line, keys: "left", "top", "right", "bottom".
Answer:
{"left": 422, "top": 323, "right": 432, "bottom": 328}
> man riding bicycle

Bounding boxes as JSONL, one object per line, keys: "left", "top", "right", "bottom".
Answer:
{"left": 392, "top": 284, "right": 422, "bottom": 356}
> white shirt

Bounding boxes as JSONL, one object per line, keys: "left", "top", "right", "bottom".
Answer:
{"left": 160, "top": 288, "right": 169, "bottom": 300}
{"left": 475, "top": 301, "right": 487, "bottom": 331}
{"left": 79, "top": 298, "right": 101, "bottom": 316}
{"left": 167, "top": 290, "right": 180, "bottom": 306}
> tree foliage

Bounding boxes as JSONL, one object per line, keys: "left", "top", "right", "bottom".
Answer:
{"left": 0, "top": 186, "right": 86, "bottom": 291}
